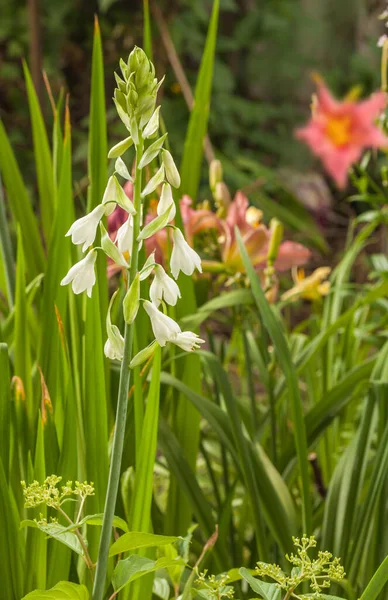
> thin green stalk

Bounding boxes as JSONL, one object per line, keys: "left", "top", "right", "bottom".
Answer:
{"left": 92, "top": 138, "right": 144, "bottom": 600}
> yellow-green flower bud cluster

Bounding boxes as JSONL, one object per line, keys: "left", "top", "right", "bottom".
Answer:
{"left": 21, "top": 475, "right": 95, "bottom": 510}
{"left": 114, "top": 46, "right": 163, "bottom": 136}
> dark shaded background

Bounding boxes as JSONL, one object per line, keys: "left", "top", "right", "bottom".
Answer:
{"left": 0, "top": 0, "right": 386, "bottom": 208}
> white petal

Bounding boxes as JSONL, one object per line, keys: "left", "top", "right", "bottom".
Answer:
{"left": 104, "top": 339, "right": 116, "bottom": 359}
{"left": 143, "top": 300, "right": 181, "bottom": 346}
{"left": 116, "top": 217, "right": 133, "bottom": 254}
{"left": 157, "top": 183, "right": 176, "bottom": 221}
{"left": 173, "top": 331, "right": 205, "bottom": 352}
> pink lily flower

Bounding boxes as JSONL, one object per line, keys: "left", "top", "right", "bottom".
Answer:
{"left": 296, "top": 81, "right": 388, "bottom": 188}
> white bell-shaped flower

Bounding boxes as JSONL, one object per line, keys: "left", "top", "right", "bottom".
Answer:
{"left": 104, "top": 326, "right": 125, "bottom": 360}
{"left": 143, "top": 300, "right": 181, "bottom": 346}
{"left": 60, "top": 249, "right": 97, "bottom": 298}
{"left": 116, "top": 216, "right": 133, "bottom": 254}
{"left": 150, "top": 264, "right": 181, "bottom": 307}
{"left": 65, "top": 204, "right": 106, "bottom": 252}
{"left": 172, "top": 331, "right": 205, "bottom": 352}
{"left": 157, "top": 183, "right": 176, "bottom": 221}
{"left": 170, "top": 228, "right": 202, "bottom": 279}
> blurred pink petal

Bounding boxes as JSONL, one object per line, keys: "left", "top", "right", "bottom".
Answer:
{"left": 274, "top": 241, "right": 312, "bottom": 272}
{"left": 296, "top": 83, "right": 388, "bottom": 188}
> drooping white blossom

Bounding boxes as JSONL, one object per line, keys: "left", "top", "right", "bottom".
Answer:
{"left": 104, "top": 326, "right": 125, "bottom": 360}
{"left": 172, "top": 331, "right": 205, "bottom": 352}
{"left": 170, "top": 228, "right": 202, "bottom": 279}
{"left": 65, "top": 204, "right": 106, "bottom": 252}
{"left": 116, "top": 216, "right": 133, "bottom": 254}
{"left": 157, "top": 183, "right": 175, "bottom": 221}
{"left": 60, "top": 249, "right": 97, "bottom": 298}
{"left": 150, "top": 264, "right": 181, "bottom": 307}
{"left": 143, "top": 300, "right": 181, "bottom": 346}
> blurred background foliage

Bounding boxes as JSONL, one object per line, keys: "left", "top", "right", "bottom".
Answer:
{"left": 0, "top": 0, "right": 386, "bottom": 211}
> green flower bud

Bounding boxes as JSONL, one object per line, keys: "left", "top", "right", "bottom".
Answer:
{"left": 267, "top": 218, "right": 284, "bottom": 266}
{"left": 209, "top": 159, "right": 223, "bottom": 192}
{"left": 130, "top": 339, "right": 159, "bottom": 369}
{"left": 123, "top": 273, "right": 140, "bottom": 324}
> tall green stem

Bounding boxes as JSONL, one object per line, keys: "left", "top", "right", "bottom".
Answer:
{"left": 92, "top": 137, "right": 144, "bottom": 600}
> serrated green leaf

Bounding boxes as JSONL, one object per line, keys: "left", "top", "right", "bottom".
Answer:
{"left": 239, "top": 568, "right": 282, "bottom": 600}
{"left": 20, "top": 520, "right": 84, "bottom": 557}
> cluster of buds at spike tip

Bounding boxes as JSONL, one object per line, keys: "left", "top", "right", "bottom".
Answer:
{"left": 61, "top": 46, "right": 204, "bottom": 362}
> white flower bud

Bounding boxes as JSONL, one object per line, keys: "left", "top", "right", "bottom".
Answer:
{"left": 60, "top": 249, "right": 97, "bottom": 298}
{"left": 150, "top": 265, "right": 181, "bottom": 307}
{"left": 142, "top": 106, "right": 161, "bottom": 139}
{"left": 162, "top": 149, "right": 181, "bottom": 188}
{"left": 104, "top": 291, "right": 125, "bottom": 360}
{"left": 170, "top": 228, "right": 202, "bottom": 279}
{"left": 65, "top": 204, "right": 106, "bottom": 252}
{"left": 157, "top": 183, "right": 176, "bottom": 221}
{"left": 116, "top": 216, "right": 133, "bottom": 254}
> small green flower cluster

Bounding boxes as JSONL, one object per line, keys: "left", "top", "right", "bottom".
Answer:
{"left": 195, "top": 571, "right": 235, "bottom": 599}
{"left": 21, "top": 475, "right": 95, "bottom": 510}
{"left": 114, "top": 47, "right": 163, "bottom": 139}
{"left": 256, "top": 535, "right": 345, "bottom": 599}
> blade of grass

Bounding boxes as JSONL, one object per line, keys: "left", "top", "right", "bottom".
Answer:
{"left": 179, "top": 0, "right": 219, "bottom": 200}
{"left": 14, "top": 227, "right": 33, "bottom": 440}
{"left": 128, "top": 347, "right": 161, "bottom": 600}
{"left": 87, "top": 15, "right": 109, "bottom": 364}
{"left": 0, "top": 120, "right": 45, "bottom": 277}
{"left": 0, "top": 344, "right": 11, "bottom": 481}
{"left": 236, "top": 227, "right": 312, "bottom": 534}
{"left": 23, "top": 61, "right": 54, "bottom": 243}
{"left": 0, "top": 458, "right": 24, "bottom": 600}
{"left": 0, "top": 173, "right": 15, "bottom": 307}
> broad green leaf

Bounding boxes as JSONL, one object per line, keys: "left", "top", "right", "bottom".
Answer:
{"left": 113, "top": 555, "right": 185, "bottom": 593}
{"left": 109, "top": 531, "right": 179, "bottom": 557}
{"left": 239, "top": 568, "right": 282, "bottom": 600}
{"left": 22, "top": 581, "right": 89, "bottom": 599}
{"left": 78, "top": 513, "right": 128, "bottom": 532}
{"left": 20, "top": 520, "right": 84, "bottom": 557}
{"left": 179, "top": 0, "right": 219, "bottom": 200}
